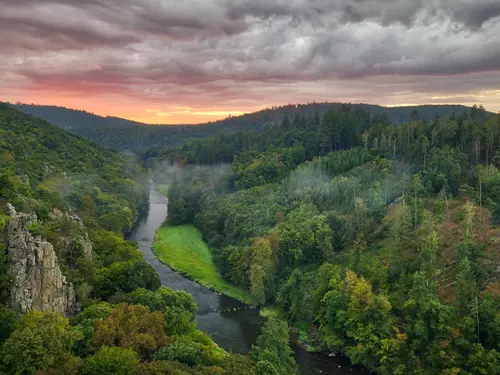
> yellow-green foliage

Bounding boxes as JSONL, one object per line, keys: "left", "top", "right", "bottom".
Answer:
{"left": 155, "top": 184, "right": 169, "bottom": 196}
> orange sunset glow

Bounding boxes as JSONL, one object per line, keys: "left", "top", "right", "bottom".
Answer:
{"left": 1, "top": 1, "right": 500, "bottom": 124}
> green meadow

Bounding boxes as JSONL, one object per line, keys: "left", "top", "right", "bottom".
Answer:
{"left": 153, "top": 224, "right": 253, "bottom": 304}
{"left": 155, "top": 184, "right": 169, "bottom": 196}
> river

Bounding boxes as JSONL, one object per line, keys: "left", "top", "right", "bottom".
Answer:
{"left": 127, "top": 187, "right": 367, "bottom": 375}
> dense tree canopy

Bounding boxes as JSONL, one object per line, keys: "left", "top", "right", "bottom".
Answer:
{"left": 2, "top": 101, "right": 500, "bottom": 374}
{"left": 0, "top": 105, "right": 275, "bottom": 375}
{"left": 159, "top": 104, "right": 500, "bottom": 374}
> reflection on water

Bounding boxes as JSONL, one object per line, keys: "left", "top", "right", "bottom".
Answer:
{"left": 127, "top": 187, "right": 365, "bottom": 374}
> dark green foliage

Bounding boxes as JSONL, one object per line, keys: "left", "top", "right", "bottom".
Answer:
{"left": 83, "top": 346, "right": 139, "bottom": 375}
{"left": 318, "top": 108, "right": 364, "bottom": 153}
{"left": 157, "top": 105, "right": 500, "bottom": 373}
{"left": 0, "top": 311, "right": 82, "bottom": 374}
{"left": 133, "top": 360, "right": 188, "bottom": 375}
{"left": 422, "top": 147, "right": 466, "bottom": 195}
{"left": 219, "top": 354, "right": 257, "bottom": 375}
{"left": 154, "top": 341, "right": 203, "bottom": 366}
{"left": 278, "top": 269, "right": 306, "bottom": 321}
{"left": 233, "top": 143, "right": 306, "bottom": 189}
{"left": 128, "top": 286, "right": 196, "bottom": 313}
{"left": 91, "top": 230, "right": 143, "bottom": 265}
{"left": 94, "top": 260, "right": 160, "bottom": 299}
{"left": 71, "top": 302, "right": 115, "bottom": 356}
{"left": 14, "top": 102, "right": 474, "bottom": 152}
{"left": 478, "top": 294, "right": 500, "bottom": 351}
{"left": 251, "top": 318, "right": 297, "bottom": 375}
{"left": 0, "top": 305, "right": 19, "bottom": 343}
{"left": 0, "top": 102, "right": 147, "bottom": 234}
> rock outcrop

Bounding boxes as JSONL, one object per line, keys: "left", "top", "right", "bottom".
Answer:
{"left": 7, "top": 204, "right": 76, "bottom": 315}
{"left": 50, "top": 208, "right": 93, "bottom": 258}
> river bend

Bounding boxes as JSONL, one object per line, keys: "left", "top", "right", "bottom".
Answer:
{"left": 127, "top": 187, "right": 366, "bottom": 375}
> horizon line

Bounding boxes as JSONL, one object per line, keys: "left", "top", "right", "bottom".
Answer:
{"left": 7, "top": 100, "right": 483, "bottom": 126}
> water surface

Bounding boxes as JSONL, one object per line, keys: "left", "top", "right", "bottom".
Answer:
{"left": 128, "top": 188, "right": 367, "bottom": 375}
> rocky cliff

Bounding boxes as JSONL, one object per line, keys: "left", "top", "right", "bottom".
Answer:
{"left": 50, "top": 208, "right": 93, "bottom": 259}
{"left": 7, "top": 204, "right": 76, "bottom": 315}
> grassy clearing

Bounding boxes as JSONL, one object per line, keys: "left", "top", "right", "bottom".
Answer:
{"left": 153, "top": 224, "right": 253, "bottom": 304}
{"left": 155, "top": 184, "right": 169, "bottom": 196}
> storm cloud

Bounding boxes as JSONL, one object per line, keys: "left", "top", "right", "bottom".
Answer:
{"left": 1, "top": 0, "right": 499, "bottom": 123}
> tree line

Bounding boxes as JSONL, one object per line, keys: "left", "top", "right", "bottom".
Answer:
{"left": 0, "top": 104, "right": 298, "bottom": 375}
{"left": 160, "top": 104, "right": 500, "bottom": 374}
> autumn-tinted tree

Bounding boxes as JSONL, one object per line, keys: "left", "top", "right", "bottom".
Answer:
{"left": 92, "top": 304, "right": 168, "bottom": 359}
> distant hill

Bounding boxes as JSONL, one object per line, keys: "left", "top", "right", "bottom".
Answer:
{"left": 12, "top": 102, "right": 476, "bottom": 151}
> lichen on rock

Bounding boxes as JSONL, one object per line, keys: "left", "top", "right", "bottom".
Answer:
{"left": 7, "top": 203, "right": 76, "bottom": 315}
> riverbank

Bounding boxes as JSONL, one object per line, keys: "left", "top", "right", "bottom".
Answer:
{"left": 259, "top": 307, "right": 322, "bottom": 353}
{"left": 152, "top": 224, "right": 253, "bottom": 304}
{"left": 155, "top": 184, "right": 169, "bottom": 196}
{"left": 133, "top": 187, "right": 364, "bottom": 374}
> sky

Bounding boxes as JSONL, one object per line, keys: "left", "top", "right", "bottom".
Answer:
{"left": 1, "top": 0, "right": 500, "bottom": 124}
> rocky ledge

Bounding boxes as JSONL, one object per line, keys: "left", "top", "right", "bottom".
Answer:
{"left": 7, "top": 204, "right": 76, "bottom": 315}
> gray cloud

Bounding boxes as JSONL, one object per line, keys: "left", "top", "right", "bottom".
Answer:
{"left": 2, "top": 0, "right": 500, "bottom": 52}
{"left": 1, "top": 0, "right": 499, "bottom": 115}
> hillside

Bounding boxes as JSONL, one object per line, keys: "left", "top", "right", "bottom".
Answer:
{"left": 13, "top": 102, "right": 475, "bottom": 151}
{"left": 157, "top": 104, "right": 500, "bottom": 374}
{"left": 0, "top": 102, "right": 148, "bottom": 230}
{"left": 0, "top": 102, "right": 155, "bottom": 305}
{"left": 0, "top": 104, "right": 287, "bottom": 375}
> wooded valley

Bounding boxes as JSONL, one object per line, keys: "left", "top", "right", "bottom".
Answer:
{"left": 154, "top": 103, "right": 500, "bottom": 374}
{"left": 0, "top": 103, "right": 289, "bottom": 375}
{"left": 1, "top": 101, "right": 499, "bottom": 374}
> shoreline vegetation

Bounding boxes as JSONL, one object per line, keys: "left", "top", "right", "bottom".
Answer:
{"left": 151, "top": 186, "right": 321, "bottom": 355}
{"left": 152, "top": 186, "right": 342, "bottom": 355}
{"left": 152, "top": 223, "right": 253, "bottom": 304}
{"left": 155, "top": 183, "right": 169, "bottom": 196}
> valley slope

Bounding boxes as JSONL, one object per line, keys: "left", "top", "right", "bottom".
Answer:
{"left": 13, "top": 102, "right": 475, "bottom": 151}
{"left": 156, "top": 103, "right": 500, "bottom": 374}
{"left": 0, "top": 104, "right": 290, "bottom": 375}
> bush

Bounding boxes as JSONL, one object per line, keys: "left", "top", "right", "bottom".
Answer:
{"left": 83, "top": 346, "right": 139, "bottom": 375}
{"left": 154, "top": 341, "right": 202, "bottom": 366}
{"left": 0, "top": 305, "right": 19, "bottom": 343}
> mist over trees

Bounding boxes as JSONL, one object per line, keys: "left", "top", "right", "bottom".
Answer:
{"left": 157, "top": 103, "right": 500, "bottom": 374}
{"left": 0, "top": 104, "right": 296, "bottom": 374}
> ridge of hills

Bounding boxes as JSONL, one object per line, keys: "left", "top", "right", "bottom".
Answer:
{"left": 12, "top": 102, "right": 476, "bottom": 151}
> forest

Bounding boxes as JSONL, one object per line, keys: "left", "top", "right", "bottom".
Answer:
{"left": 156, "top": 104, "right": 500, "bottom": 374}
{"left": 13, "top": 102, "right": 473, "bottom": 152}
{"left": 0, "top": 103, "right": 296, "bottom": 375}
